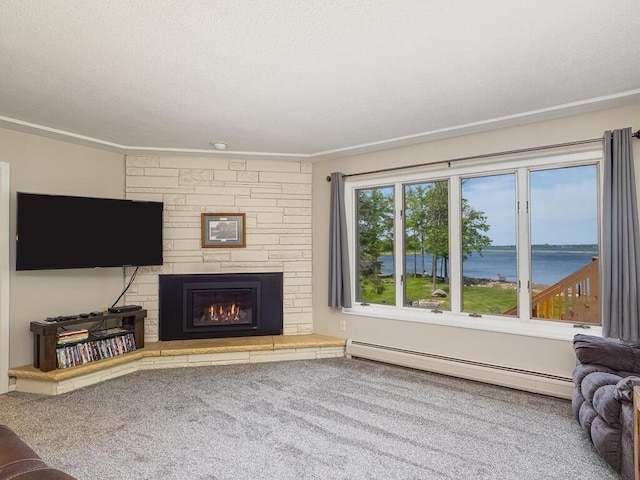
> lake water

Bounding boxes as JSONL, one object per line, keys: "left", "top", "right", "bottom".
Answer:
{"left": 380, "top": 244, "right": 598, "bottom": 286}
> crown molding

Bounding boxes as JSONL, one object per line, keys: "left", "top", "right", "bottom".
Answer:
{"left": 1, "top": 89, "right": 639, "bottom": 162}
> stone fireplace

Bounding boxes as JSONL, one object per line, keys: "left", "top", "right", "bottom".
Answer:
{"left": 125, "top": 156, "right": 313, "bottom": 341}
{"left": 158, "top": 273, "right": 283, "bottom": 341}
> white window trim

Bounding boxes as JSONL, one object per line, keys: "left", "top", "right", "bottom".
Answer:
{"left": 344, "top": 149, "right": 603, "bottom": 341}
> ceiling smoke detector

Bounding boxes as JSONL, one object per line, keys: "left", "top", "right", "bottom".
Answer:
{"left": 209, "top": 141, "right": 228, "bottom": 150}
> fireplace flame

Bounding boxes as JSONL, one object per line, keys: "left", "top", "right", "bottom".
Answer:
{"left": 205, "top": 304, "right": 241, "bottom": 322}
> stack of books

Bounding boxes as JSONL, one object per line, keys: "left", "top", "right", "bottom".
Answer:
{"left": 56, "top": 329, "right": 89, "bottom": 345}
{"left": 56, "top": 331, "right": 137, "bottom": 369}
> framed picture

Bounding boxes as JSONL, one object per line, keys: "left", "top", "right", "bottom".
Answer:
{"left": 201, "top": 213, "right": 246, "bottom": 248}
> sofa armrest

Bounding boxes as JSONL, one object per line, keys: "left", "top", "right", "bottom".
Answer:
{"left": 615, "top": 375, "right": 640, "bottom": 402}
{"left": 574, "top": 334, "right": 640, "bottom": 372}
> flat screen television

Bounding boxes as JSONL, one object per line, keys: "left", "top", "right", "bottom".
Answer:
{"left": 16, "top": 192, "right": 164, "bottom": 271}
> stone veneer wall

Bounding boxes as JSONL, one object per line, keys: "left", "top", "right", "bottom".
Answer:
{"left": 124, "top": 156, "right": 312, "bottom": 342}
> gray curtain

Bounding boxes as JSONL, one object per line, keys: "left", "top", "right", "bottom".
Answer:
{"left": 602, "top": 127, "right": 640, "bottom": 341}
{"left": 328, "top": 172, "right": 352, "bottom": 308}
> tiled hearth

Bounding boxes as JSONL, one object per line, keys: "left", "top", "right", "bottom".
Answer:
{"left": 9, "top": 334, "right": 346, "bottom": 395}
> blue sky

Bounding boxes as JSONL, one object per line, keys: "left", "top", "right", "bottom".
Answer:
{"left": 462, "top": 174, "right": 516, "bottom": 245}
{"left": 462, "top": 165, "right": 598, "bottom": 245}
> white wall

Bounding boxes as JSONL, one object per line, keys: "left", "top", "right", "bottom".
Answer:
{"left": 0, "top": 126, "right": 126, "bottom": 368}
{"left": 124, "top": 156, "right": 313, "bottom": 341}
{"left": 311, "top": 103, "right": 640, "bottom": 380}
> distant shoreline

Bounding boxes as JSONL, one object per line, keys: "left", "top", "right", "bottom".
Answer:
{"left": 389, "top": 248, "right": 597, "bottom": 286}
{"left": 406, "top": 274, "right": 550, "bottom": 290}
{"left": 481, "top": 244, "right": 598, "bottom": 255}
{"left": 467, "top": 278, "right": 550, "bottom": 291}
{"left": 464, "top": 276, "right": 550, "bottom": 290}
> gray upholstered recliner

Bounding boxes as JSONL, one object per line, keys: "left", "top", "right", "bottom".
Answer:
{"left": 572, "top": 333, "right": 640, "bottom": 480}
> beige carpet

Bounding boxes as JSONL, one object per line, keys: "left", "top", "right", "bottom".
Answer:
{"left": 0, "top": 358, "right": 618, "bottom": 479}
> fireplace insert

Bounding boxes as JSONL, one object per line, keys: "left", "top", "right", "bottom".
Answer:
{"left": 159, "top": 272, "right": 283, "bottom": 341}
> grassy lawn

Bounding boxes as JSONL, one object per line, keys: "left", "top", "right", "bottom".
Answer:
{"left": 360, "top": 276, "right": 518, "bottom": 314}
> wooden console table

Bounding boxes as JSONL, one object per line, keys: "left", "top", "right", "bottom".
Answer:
{"left": 30, "top": 310, "right": 146, "bottom": 372}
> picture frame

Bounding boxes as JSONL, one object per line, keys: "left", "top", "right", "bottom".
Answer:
{"left": 201, "top": 213, "right": 246, "bottom": 248}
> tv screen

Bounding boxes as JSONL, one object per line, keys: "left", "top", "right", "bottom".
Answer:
{"left": 16, "top": 192, "right": 163, "bottom": 271}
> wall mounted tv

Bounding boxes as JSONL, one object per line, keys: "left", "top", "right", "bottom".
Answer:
{"left": 16, "top": 192, "right": 164, "bottom": 271}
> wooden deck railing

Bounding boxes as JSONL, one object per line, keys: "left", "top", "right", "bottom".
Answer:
{"left": 503, "top": 257, "right": 599, "bottom": 324}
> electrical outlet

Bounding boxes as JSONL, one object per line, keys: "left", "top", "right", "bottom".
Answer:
{"left": 339, "top": 319, "right": 346, "bottom": 331}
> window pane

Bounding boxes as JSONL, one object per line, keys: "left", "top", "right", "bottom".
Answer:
{"left": 356, "top": 186, "right": 395, "bottom": 305}
{"left": 530, "top": 165, "right": 599, "bottom": 324}
{"left": 461, "top": 174, "right": 517, "bottom": 316}
{"left": 403, "top": 181, "right": 450, "bottom": 310}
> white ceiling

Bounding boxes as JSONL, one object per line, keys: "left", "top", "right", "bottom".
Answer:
{"left": 0, "top": 1, "right": 639, "bottom": 161}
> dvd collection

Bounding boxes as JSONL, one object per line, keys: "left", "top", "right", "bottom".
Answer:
{"left": 56, "top": 332, "right": 137, "bottom": 369}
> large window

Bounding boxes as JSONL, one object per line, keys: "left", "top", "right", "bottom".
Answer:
{"left": 356, "top": 186, "right": 394, "bottom": 305}
{"left": 461, "top": 174, "right": 517, "bottom": 317}
{"left": 529, "top": 165, "right": 599, "bottom": 323}
{"left": 349, "top": 151, "right": 601, "bottom": 327}
{"left": 404, "top": 181, "right": 450, "bottom": 310}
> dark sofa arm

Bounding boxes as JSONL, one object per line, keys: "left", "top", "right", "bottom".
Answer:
{"left": 615, "top": 375, "right": 640, "bottom": 402}
{"left": 574, "top": 334, "right": 640, "bottom": 372}
{"left": 0, "top": 425, "right": 76, "bottom": 480}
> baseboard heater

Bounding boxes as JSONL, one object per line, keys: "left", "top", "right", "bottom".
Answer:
{"left": 346, "top": 340, "right": 573, "bottom": 399}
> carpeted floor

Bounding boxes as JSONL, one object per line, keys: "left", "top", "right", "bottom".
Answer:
{"left": 0, "top": 358, "right": 619, "bottom": 479}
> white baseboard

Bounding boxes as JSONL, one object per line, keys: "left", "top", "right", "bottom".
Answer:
{"left": 346, "top": 340, "right": 573, "bottom": 399}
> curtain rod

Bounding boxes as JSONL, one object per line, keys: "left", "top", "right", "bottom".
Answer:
{"left": 326, "top": 129, "right": 640, "bottom": 182}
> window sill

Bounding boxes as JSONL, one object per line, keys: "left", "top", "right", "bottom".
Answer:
{"left": 342, "top": 304, "right": 601, "bottom": 342}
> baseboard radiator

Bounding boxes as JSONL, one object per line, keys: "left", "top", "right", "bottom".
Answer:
{"left": 346, "top": 340, "right": 574, "bottom": 399}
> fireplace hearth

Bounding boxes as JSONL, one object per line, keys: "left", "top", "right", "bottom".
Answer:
{"left": 159, "top": 273, "right": 283, "bottom": 341}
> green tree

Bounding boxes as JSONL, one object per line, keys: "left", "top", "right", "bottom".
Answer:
{"left": 357, "top": 187, "right": 394, "bottom": 299}
{"left": 423, "top": 182, "right": 449, "bottom": 287}
{"left": 405, "top": 182, "right": 492, "bottom": 289}
{"left": 461, "top": 197, "right": 492, "bottom": 260}
{"left": 404, "top": 185, "right": 429, "bottom": 276}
